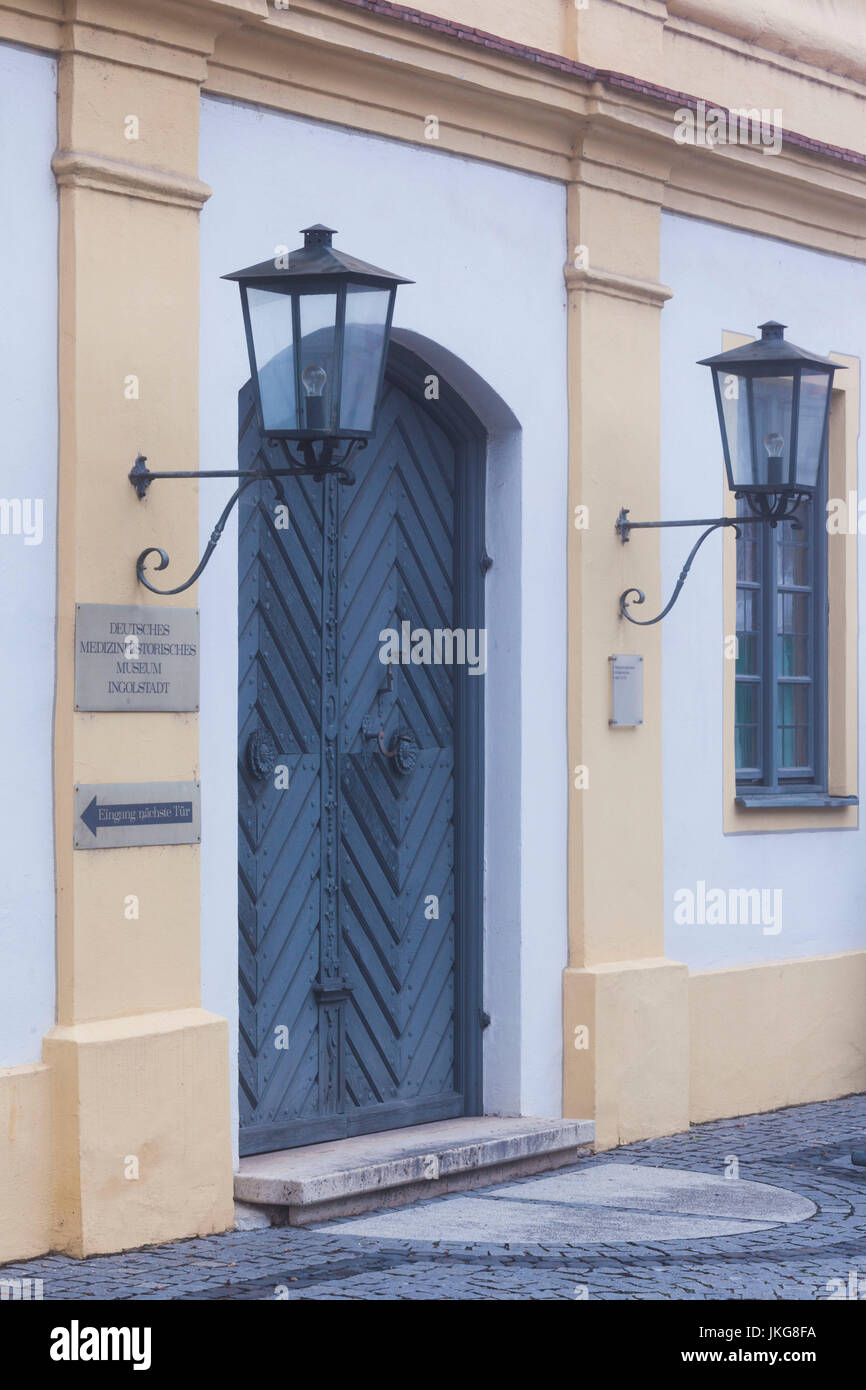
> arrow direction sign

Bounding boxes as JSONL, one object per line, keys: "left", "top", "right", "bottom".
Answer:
{"left": 74, "top": 782, "right": 201, "bottom": 850}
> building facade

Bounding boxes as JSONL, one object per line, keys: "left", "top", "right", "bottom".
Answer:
{"left": 1, "top": 0, "right": 865, "bottom": 1260}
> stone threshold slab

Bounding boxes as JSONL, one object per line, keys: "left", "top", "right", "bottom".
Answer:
{"left": 234, "top": 1117, "right": 594, "bottom": 1227}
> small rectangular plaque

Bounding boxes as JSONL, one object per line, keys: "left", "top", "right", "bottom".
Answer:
{"left": 609, "top": 654, "right": 643, "bottom": 727}
{"left": 74, "top": 603, "right": 199, "bottom": 712}
{"left": 74, "top": 781, "right": 201, "bottom": 849}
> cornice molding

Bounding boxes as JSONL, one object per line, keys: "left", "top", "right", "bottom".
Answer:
{"left": 3, "top": 0, "right": 866, "bottom": 258}
{"left": 52, "top": 150, "right": 212, "bottom": 209}
{"left": 665, "top": 0, "right": 866, "bottom": 85}
{"left": 564, "top": 263, "right": 674, "bottom": 308}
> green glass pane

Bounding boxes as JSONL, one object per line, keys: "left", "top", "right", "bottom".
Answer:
{"left": 736, "top": 635, "right": 758, "bottom": 675}
{"left": 778, "top": 726, "right": 795, "bottom": 767}
{"left": 777, "top": 634, "right": 791, "bottom": 675}
{"left": 777, "top": 634, "right": 809, "bottom": 676}
{"left": 737, "top": 537, "right": 759, "bottom": 583}
{"left": 792, "top": 636, "right": 809, "bottom": 675}
{"left": 777, "top": 683, "right": 792, "bottom": 724}
{"left": 795, "top": 726, "right": 808, "bottom": 766}
{"left": 735, "top": 682, "right": 757, "bottom": 724}
{"left": 792, "top": 684, "right": 809, "bottom": 724}
{"left": 792, "top": 593, "right": 809, "bottom": 634}
{"left": 777, "top": 540, "right": 808, "bottom": 587}
{"left": 735, "top": 725, "right": 757, "bottom": 770}
{"left": 777, "top": 684, "right": 811, "bottom": 769}
{"left": 777, "top": 541, "right": 794, "bottom": 586}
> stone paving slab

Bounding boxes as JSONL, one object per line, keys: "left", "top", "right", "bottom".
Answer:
{"left": 3, "top": 1094, "right": 866, "bottom": 1300}
{"left": 470, "top": 1162, "right": 815, "bottom": 1221}
{"left": 317, "top": 1190, "right": 795, "bottom": 1244}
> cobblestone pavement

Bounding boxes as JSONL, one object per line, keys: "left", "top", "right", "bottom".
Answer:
{"left": 4, "top": 1095, "right": 866, "bottom": 1300}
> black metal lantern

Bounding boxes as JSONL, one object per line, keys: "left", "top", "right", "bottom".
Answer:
{"left": 223, "top": 225, "right": 412, "bottom": 457}
{"left": 128, "top": 224, "right": 411, "bottom": 596}
{"left": 698, "top": 321, "right": 838, "bottom": 515}
{"left": 615, "top": 319, "right": 844, "bottom": 625}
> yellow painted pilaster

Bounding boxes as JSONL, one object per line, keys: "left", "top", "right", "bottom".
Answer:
{"left": 47, "top": 0, "right": 233, "bottom": 1256}
{"left": 563, "top": 123, "right": 690, "bottom": 1149}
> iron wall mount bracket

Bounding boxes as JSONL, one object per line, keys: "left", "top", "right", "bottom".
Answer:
{"left": 128, "top": 438, "right": 366, "bottom": 596}
{"left": 615, "top": 491, "right": 807, "bottom": 626}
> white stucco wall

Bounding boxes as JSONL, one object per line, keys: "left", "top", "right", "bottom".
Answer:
{"left": 661, "top": 211, "right": 866, "bottom": 972}
{"left": 0, "top": 44, "right": 57, "bottom": 1065}
{"left": 198, "top": 96, "right": 569, "bottom": 1147}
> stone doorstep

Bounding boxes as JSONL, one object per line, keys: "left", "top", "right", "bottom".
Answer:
{"left": 233, "top": 1117, "right": 594, "bottom": 1227}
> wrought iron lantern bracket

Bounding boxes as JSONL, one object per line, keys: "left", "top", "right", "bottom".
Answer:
{"left": 615, "top": 492, "right": 807, "bottom": 626}
{"left": 129, "top": 438, "right": 365, "bottom": 595}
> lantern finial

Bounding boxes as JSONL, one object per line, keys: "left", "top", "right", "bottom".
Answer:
{"left": 301, "top": 224, "right": 337, "bottom": 248}
{"left": 758, "top": 320, "right": 786, "bottom": 340}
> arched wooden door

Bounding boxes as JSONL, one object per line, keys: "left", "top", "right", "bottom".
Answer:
{"left": 238, "top": 347, "right": 485, "bottom": 1155}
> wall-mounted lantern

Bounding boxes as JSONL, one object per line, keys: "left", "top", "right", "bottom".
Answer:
{"left": 224, "top": 223, "right": 411, "bottom": 456}
{"left": 617, "top": 321, "right": 842, "bottom": 624}
{"left": 129, "top": 226, "right": 412, "bottom": 595}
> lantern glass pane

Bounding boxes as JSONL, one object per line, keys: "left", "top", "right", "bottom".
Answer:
{"left": 299, "top": 292, "right": 338, "bottom": 431}
{"left": 718, "top": 370, "right": 749, "bottom": 486}
{"left": 796, "top": 371, "right": 832, "bottom": 489}
{"left": 340, "top": 286, "right": 392, "bottom": 432}
{"left": 248, "top": 287, "right": 296, "bottom": 433}
{"left": 749, "top": 375, "right": 794, "bottom": 488}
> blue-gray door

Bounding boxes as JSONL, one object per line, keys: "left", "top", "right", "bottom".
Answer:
{"left": 238, "top": 348, "right": 485, "bottom": 1155}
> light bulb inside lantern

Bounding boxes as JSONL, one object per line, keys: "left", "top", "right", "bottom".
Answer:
{"left": 302, "top": 364, "right": 327, "bottom": 398}
{"left": 764, "top": 432, "right": 784, "bottom": 460}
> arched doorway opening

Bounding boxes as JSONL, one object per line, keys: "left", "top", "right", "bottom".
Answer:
{"left": 237, "top": 342, "right": 486, "bottom": 1154}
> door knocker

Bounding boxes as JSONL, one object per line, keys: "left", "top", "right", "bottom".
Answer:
{"left": 246, "top": 727, "right": 277, "bottom": 781}
{"left": 380, "top": 729, "right": 418, "bottom": 776}
{"left": 363, "top": 718, "right": 417, "bottom": 776}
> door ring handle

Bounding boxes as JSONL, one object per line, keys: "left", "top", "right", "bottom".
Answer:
{"left": 372, "top": 728, "right": 417, "bottom": 775}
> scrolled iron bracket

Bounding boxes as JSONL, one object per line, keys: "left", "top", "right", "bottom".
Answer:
{"left": 129, "top": 438, "right": 366, "bottom": 596}
{"left": 618, "top": 519, "right": 740, "bottom": 626}
{"left": 615, "top": 491, "right": 806, "bottom": 626}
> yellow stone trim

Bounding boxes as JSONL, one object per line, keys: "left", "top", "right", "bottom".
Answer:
{"left": 0, "top": 1064, "right": 52, "bottom": 1263}
{"left": 564, "top": 262, "right": 674, "bottom": 308}
{"left": 203, "top": 34, "right": 866, "bottom": 260}
{"left": 1, "top": 2, "right": 865, "bottom": 256}
{"left": 564, "top": 960, "right": 690, "bottom": 1150}
{"left": 44, "top": 1009, "right": 233, "bottom": 1257}
{"left": 204, "top": 16, "right": 584, "bottom": 181}
{"left": 563, "top": 132, "right": 690, "bottom": 1147}
{"left": 46, "top": 6, "right": 233, "bottom": 1258}
{"left": 52, "top": 149, "right": 212, "bottom": 208}
{"left": 666, "top": 0, "right": 866, "bottom": 87}
{"left": 690, "top": 949, "right": 866, "bottom": 1122}
{"left": 722, "top": 332, "right": 860, "bottom": 833}
{"left": 0, "top": 0, "right": 61, "bottom": 51}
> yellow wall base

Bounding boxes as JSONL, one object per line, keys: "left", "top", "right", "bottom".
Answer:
{"left": 0, "top": 1064, "right": 52, "bottom": 1263}
{"left": 43, "top": 1008, "right": 234, "bottom": 1258}
{"left": 564, "top": 951, "right": 866, "bottom": 1148}
{"left": 690, "top": 951, "right": 866, "bottom": 1123}
{"left": 563, "top": 958, "right": 691, "bottom": 1151}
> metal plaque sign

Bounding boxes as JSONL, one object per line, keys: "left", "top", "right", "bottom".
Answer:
{"left": 609, "top": 654, "right": 643, "bottom": 727}
{"left": 74, "top": 781, "right": 201, "bottom": 849}
{"left": 74, "top": 604, "right": 199, "bottom": 712}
